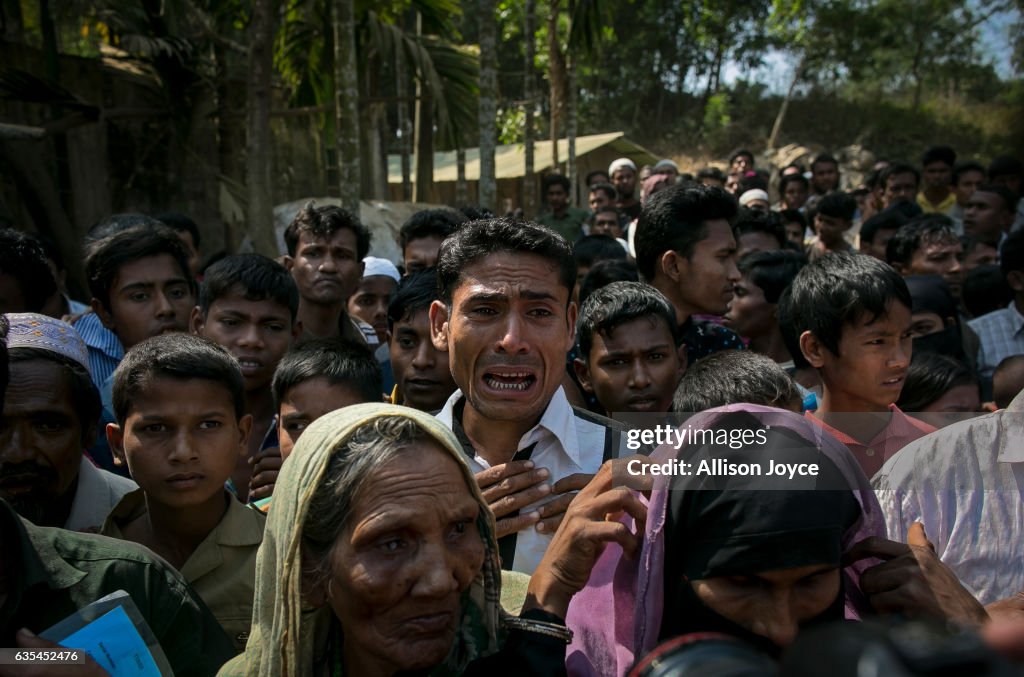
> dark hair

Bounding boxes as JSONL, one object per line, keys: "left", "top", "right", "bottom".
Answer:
{"left": 0, "top": 315, "right": 8, "bottom": 402}
{"left": 271, "top": 337, "right": 382, "bottom": 409}
{"left": 988, "top": 155, "right": 1023, "bottom": 179}
{"left": 284, "top": 201, "right": 371, "bottom": 259}
{"left": 696, "top": 167, "right": 726, "bottom": 182}
{"left": 816, "top": 192, "right": 858, "bottom": 221}
{"left": 398, "top": 208, "right": 467, "bottom": 253}
{"left": 576, "top": 281, "right": 679, "bottom": 362}
{"left": 0, "top": 229, "right": 58, "bottom": 313}
{"left": 865, "top": 168, "right": 884, "bottom": 190}
{"left": 738, "top": 172, "right": 769, "bottom": 194}
{"left": 885, "top": 215, "right": 959, "bottom": 268}
{"left": 952, "top": 161, "right": 986, "bottom": 186}
{"left": 387, "top": 268, "right": 438, "bottom": 331}
{"left": 459, "top": 205, "right": 495, "bottom": 221}
{"left": 574, "top": 234, "right": 627, "bottom": 268}
{"left": 811, "top": 154, "right": 838, "bottom": 172}
{"left": 589, "top": 182, "right": 617, "bottom": 202}
{"left": 735, "top": 208, "right": 786, "bottom": 249}
{"left": 578, "top": 259, "right": 639, "bottom": 305}
{"left": 777, "top": 284, "right": 811, "bottom": 371}
{"left": 993, "top": 355, "right": 1024, "bottom": 409}
{"left": 436, "top": 217, "right": 576, "bottom": 305}
{"left": 586, "top": 169, "right": 610, "bottom": 185}
{"left": 738, "top": 250, "right": 808, "bottom": 304}
{"left": 112, "top": 334, "right": 245, "bottom": 426}
{"left": 593, "top": 205, "right": 621, "bottom": 220}
{"left": 84, "top": 226, "right": 194, "bottom": 311}
{"left": 974, "top": 184, "right": 1020, "bottom": 214}
{"left": 787, "top": 251, "right": 912, "bottom": 356}
{"left": 634, "top": 183, "right": 738, "bottom": 280}
{"left": 1001, "top": 229, "right": 1024, "bottom": 276}
{"left": 778, "top": 173, "right": 809, "bottom": 200}
{"left": 153, "top": 211, "right": 201, "bottom": 249}
{"left": 921, "top": 145, "right": 956, "bottom": 168}
{"left": 896, "top": 352, "right": 976, "bottom": 412}
{"left": 959, "top": 234, "right": 991, "bottom": 258}
{"left": 779, "top": 209, "right": 806, "bottom": 230}
{"left": 198, "top": 254, "right": 299, "bottom": 321}
{"left": 860, "top": 209, "right": 909, "bottom": 245}
{"left": 33, "top": 232, "right": 66, "bottom": 272}
{"left": 543, "top": 174, "right": 571, "bottom": 193}
{"left": 881, "top": 163, "right": 921, "bottom": 189}
{"left": 9, "top": 348, "right": 101, "bottom": 446}
{"left": 729, "top": 149, "right": 754, "bottom": 166}
{"left": 962, "top": 264, "right": 1013, "bottom": 318}
{"left": 83, "top": 213, "right": 166, "bottom": 252}
{"left": 673, "top": 350, "right": 800, "bottom": 412}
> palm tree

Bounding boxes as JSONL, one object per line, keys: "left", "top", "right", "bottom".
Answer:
{"left": 478, "top": 0, "right": 498, "bottom": 212}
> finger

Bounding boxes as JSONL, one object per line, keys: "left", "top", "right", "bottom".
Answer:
{"left": 249, "top": 447, "right": 282, "bottom": 465}
{"left": 859, "top": 560, "right": 916, "bottom": 595}
{"left": 474, "top": 460, "right": 535, "bottom": 489}
{"left": 842, "top": 536, "right": 911, "bottom": 566}
{"left": 536, "top": 493, "right": 575, "bottom": 519}
{"left": 250, "top": 469, "right": 280, "bottom": 488}
{"left": 578, "top": 487, "right": 647, "bottom": 528}
{"left": 575, "top": 460, "right": 616, "bottom": 500}
{"left": 553, "top": 473, "right": 594, "bottom": 494}
{"left": 489, "top": 482, "right": 553, "bottom": 519}
{"left": 252, "top": 456, "right": 283, "bottom": 474}
{"left": 495, "top": 511, "right": 541, "bottom": 539}
{"left": 480, "top": 468, "right": 550, "bottom": 505}
{"left": 907, "top": 522, "right": 936, "bottom": 553}
{"left": 577, "top": 520, "right": 642, "bottom": 560}
{"left": 535, "top": 513, "right": 565, "bottom": 534}
{"left": 248, "top": 483, "right": 274, "bottom": 500}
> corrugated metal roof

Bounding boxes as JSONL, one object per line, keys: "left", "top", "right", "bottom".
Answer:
{"left": 387, "top": 131, "right": 659, "bottom": 182}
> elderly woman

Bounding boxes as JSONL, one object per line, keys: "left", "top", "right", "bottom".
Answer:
{"left": 221, "top": 403, "right": 643, "bottom": 676}
{"left": 565, "top": 406, "right": 988, "bottom": 676}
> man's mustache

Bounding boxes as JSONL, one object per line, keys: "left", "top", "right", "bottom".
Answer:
{"left": 0, "top": 462, "right": 57, "bottom": 488}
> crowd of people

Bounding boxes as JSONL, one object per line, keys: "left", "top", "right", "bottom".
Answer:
{"left": 0, "top": 144, "right": 1023, "bottom": 676}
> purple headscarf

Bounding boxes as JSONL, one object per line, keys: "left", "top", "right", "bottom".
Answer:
{"left": 564, "top": 405, "right": 886, "bottom": 677}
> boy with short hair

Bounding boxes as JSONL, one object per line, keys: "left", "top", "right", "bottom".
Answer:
{"left": 271, "top": 337, "right": 383, "bottom": 462}
{"left": 102, "top": 334, "right": 264, "bottom": 652}
{"left": 386, "top": 270, "right": 457, "bottom": 412}
{"left": 190, "top": 253, "right": 301, "bottom": 502}
{"left": 574, "top": 281, "right": 686, "bottom": 415}
{"left": 398, "top": 208, "right": 466, "bottom": 275}
{"left": 80, "top": 224, "right": 197, "bottom": 473}
{"left": 347, "top": 256, "right": 400, "bottom": 346}
{"left": 787, "top": 251, "right": 935, "bottom": 478}
{"left": 673, "top": 350, "right": 802, "bottom": 413}
{"left": 806, "top": 192, "right": 857, "bottom": 260}
{"left": 885, "top": 215, "right": 963, "bottom": 298}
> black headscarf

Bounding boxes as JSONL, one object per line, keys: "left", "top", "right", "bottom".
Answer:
{"left": 904, "top": 275, "right": 964, "bottom": 360}
{"left": 659, "top": 412, "right": 861, "bottom": 654}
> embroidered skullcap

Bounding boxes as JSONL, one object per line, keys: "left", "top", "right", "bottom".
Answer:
{"left": 4, "top": 312, "right": 90, "bottom": 375}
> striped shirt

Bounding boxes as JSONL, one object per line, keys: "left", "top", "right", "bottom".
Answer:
{"left": 71, "top": 311, "right": 123, "bottom": 389}
{"left": 969, "top": 301, "right": 1024, "bottom": 381}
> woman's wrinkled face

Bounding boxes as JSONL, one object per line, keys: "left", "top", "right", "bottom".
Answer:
{"left": 324, "top": 442, "right": 486, "bottom": 673}
{"left": 691, "top": 564, "right": 840, "bottom": 648}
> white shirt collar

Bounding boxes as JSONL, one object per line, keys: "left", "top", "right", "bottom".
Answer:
{"left": 436, "top": 387, "right": 582, "bottom": 467}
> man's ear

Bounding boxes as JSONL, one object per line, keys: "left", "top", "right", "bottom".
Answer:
{"left": 106, "top": 423, "right": 126, "bottom": 467}
{"left": 237, "top": 414, "right": 254, "bottom": 457}
{"left": 676, "top": 343, "right": 688, "bottom": 379}
{"left": 429, "top": 300, "right": 450, "bottom": 352}
{"left": 1007, "top": 270, "right": 1024, "bottom": 293}
{"left": 282, "top": 255, "right": 294, "bottom": 271}
{"left": 91, "top": 298, "right": 115, "bottom": 331}
{"left": 189, "top": 306, "right": 205, "bottom": 335}
{"left": 291, "top": 319, "right": 303, "bottom": 343}
{"left": 565, "top": 301, "right": 578, "bottom": 351}
{"left": 799, "top": 330, "right": 827, "bottom": 369}
{"left": 890, "top": 261, "right": 906, "bottom": 275}
{"left": 660, "top": 250, "right": 686, "bottom": 283}
{"left": 573, "top": 357, "right": 594, "bottom": 394}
